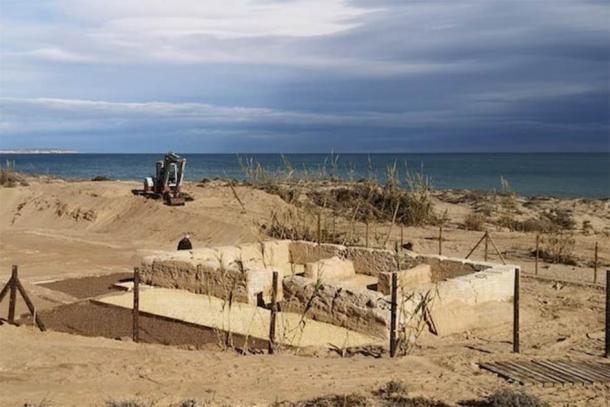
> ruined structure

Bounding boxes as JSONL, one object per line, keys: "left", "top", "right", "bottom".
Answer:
{"left": 139, "top": 240, "right": 517, "bottom": 342}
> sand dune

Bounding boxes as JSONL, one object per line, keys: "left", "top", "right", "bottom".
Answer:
{"left": 0, "top": 177, "right": 609, "bottom": 406}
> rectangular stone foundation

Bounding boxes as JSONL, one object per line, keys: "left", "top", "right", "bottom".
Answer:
{"left": 140, "top": 240, "right": 516, "bottom": 339}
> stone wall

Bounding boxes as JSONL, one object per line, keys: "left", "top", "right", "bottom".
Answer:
{"left": 140, "top": 259, "right": 250, "bottom": 304}
{"left": 398, "top": 263, "right": 516, "bottom": 337}
{"left": 377, "top": 264, "right": 432, "bottom": 295}
{"left": 288, "top": 241, "right": 414, "bottom": 276}
{"left": 408, "top": 253, "right": 492, "bottom": 282}
{"left": 139, "top": 241, "right": 516, "bottom": 339}
{"left": 281, "top": 275, "right": 390, "bottom": 338}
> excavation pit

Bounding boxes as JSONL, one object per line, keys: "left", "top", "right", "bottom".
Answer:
{"left": 139, "top": 240, "right": 518, "bottom": 342}
{"left": 95, "top": 287, "right": 383, "bottom": 349}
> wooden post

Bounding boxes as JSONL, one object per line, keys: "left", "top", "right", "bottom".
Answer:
{"left": 8, "top": 265, "right": 17, "bottom": 323}
{"left": 535, "top": 234, "right": 539, "bottom": 275}
{"left": 365, "top": 220, "right": 369, "bottom": 248}
{"left": 317, "top": 212, "right": 321, "bottom": 246}
{"left": 487, "top": 234, "right": 507, "bottom": 265}
{"left": 14, "top": 277, "right": 46, "bottom": 331}
{"left": 439, "top": 225, "right": 443, "bottom": 256}
{"left": 400, "top": 226, "right": 404, "bottom": 248}
{"left": 465, "top": 232, "right": 487, "bottom": 259}
{"left": 594, "top": 242, "right": 598, "bottom": 284}
{"left": 484, "top": 231, "right": 489, "bottom": 262}
{"left": 268, "top": 271, "right": 278, "bottom": 354}
{"left": 133, "top": 267, "right": 140, "bottom": 343}
{"left": 513, "top": 267, "right": 520, "bottom": 353}
{"left": 605, "top": 269, "right": 609, "bottom": 358}
{"left": 389, "top": 272, "right": 398, "bottom": 358}
{"left": 0, "top": 278, "right": 10, "bottom": 303}
{"left": 332, "top": 213, "right": 336, "bottom": 239}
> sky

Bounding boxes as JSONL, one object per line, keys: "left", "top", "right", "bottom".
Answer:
{"left": 0, "top": 0, "right": 609, "bottom": 153}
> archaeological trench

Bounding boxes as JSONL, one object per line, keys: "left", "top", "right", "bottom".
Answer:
{"left": 84, "top": 240, "right": 518, "bottom": 350}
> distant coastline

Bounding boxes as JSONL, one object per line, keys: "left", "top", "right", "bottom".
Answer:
{"left": 0, "top": 149, "right": 78, "bottom": 154}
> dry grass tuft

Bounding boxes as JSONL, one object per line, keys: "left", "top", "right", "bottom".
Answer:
{"left": 466, "top": 389, "right": 549, "bottom": 407}
{"left": 535, "top": 232, "right": 577, "bottom": 265}
{"left": 463, "top": 213, "right": 487, "bottom": 231}
{"left": 1, "top": 162, "right": 29, "bottom": 187}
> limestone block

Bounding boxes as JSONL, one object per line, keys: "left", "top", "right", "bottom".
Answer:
{"left": 466, "top": 268, "right": 514, "bottom": 303}
{"left": 213, "top": 245, "right": 242, "bottom": 271}
{"left": 346, "top": 247, "right": 397, "bottom": 276}
{"left": 425, "top": 299, "right": 512, "bottom": 336}
{"left": 304, "top": 257, "right": 355, "bottom": 282}
{"left": 289, "top": 241, "right": 346, "bottom": 264}
{"left": 191, "top": 248, "right": 218, "bottom": 263}
{"left": 418, "top": 257, "right": 480, "bottom": 282}
{"left": 263, "top": 240, "right": 291, "bottom": 269}
{"left": 377, "top": 264, "right": 432, "bottom": 295}
{"left": 282, "top": 275, "right": 390, "bottom": 338}
{"left": 435, "top": 277, "right": 477, "bottom": 306}
{"left": 246, "top": 269, "right": 284, "bottom": 305}
{"left": 238, "top": 242, "right": 266, "bottom": 270}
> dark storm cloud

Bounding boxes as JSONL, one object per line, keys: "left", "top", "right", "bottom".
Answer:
{"left": 0, "top": 0, "right": 608, "bottom": 152}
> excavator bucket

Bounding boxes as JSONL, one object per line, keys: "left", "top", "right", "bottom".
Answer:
{"left": 165, "top": 193, "right": 186, "bottom": 206}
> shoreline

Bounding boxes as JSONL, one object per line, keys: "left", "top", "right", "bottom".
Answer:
{"left": 5, "top": 170, "right": 610, "bottom": 201}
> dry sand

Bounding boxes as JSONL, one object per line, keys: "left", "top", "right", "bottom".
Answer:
{"left": 96, "top": 287, "right": 382, "bottom": 348}
{"left": 0, "top": 177, "right": 609, "bottom": 406}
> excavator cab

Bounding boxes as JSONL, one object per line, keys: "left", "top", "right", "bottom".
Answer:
{"left": 143, "top": 152, "right": 188, "bottom": 205}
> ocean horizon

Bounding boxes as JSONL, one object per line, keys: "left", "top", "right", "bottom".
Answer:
{"left": 2, "top": 152, "right": 609, "bottom": 199}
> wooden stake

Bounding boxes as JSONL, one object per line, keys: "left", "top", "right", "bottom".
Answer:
{"left": 439, "top": 225, "right": 443, "bottom": 256}
{"left": 487, "top": 234, "right": 507, "bottom": 265}
{"left": 535, "top": 234, "right": 540, "bottom": 275}
{"left": 14, "top": 277, "right": 46, "bottom": 331}
{"left": 389, "top": 272, "right": 398, "bottom": 358}
{"left": 133, "top": 267, "right": 140, "bottom": 343}
{"left": 400, "top": 226, "right": 404, "bottom": 248}
{"left": 605, "top": 269, "right": 609, "bottom": 358}
{"left": 228, "top": 181, "right": 246, "bottom": 213}
{"left": 8, "top": 265, "right": 17, "bottom": 323}
{"left": 594, "top": 242, "right": 598, "bottom": 284}
{"left": 383, "top": 201, "right": 401, "bottom": 248}
{"left": 0, "top": 279, "right": 10, "bottom": 303}
{"left": 268, "top": 271, "right": 278, "bottom": 354}
{"left": 466, "top": 232, "right": 487, "bottom": 259}
{"left": 365, "top": 220, "right": 369, "bottom": 248}
{"left": 484, "top": 231, "right": 489, "bottom": 261}
{"left": 317, "top": 212, "right": 321, "bottom": 246}
{"left": 513, "top": 267, "right": 520, "bottom": 353}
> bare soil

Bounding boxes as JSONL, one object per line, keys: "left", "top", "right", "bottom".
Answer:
{"left": 33, "top": 300, "right": 267, "bottom": 352}
{"left": 39, "top": 272, "right": 133, "bottom": 298}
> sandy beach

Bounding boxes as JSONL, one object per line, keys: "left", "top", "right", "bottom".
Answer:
{"left": 0, "top": 175, "right": 608, "bottom": 406}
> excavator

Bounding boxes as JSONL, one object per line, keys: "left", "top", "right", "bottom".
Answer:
{"left": 142, "top": 152, "right": 189, "bottom": 206}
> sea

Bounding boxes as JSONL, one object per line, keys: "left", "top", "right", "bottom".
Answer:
{"left": 1, "top": 153, "right": 608, "bottom": 199}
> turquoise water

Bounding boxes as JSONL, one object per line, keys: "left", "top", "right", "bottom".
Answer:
{"left": 1, "top": 153, "right": 608, "bottom": 198}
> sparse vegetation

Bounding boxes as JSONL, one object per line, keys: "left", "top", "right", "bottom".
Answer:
{"left": 463, "top": 213, "right": 486, "bottom": 231}
{"left": 106, "top": 400, "right": 152, "bottom": 407}
{"left": 542, "top": 208, "right": 575, "bottom": 231}
{"left": 106, "top": 400, "right": 213, "bottom": 407}
{"left": 1, "top": 162, "right": 28, "bottom": 187}
{"left": 240, "top": 155, "right": 437, "bottom": 231}
{"left": 100, "top": 389, "right": 550, "bottom": 407}
{"left": 535, "top": 232, "right": 577, "bottom": 265}
{"left": 467, "top": 389, "right": 549, "bottom": 407}
{"left": 92, "top": 175, "right": 112, "bottom": 181}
